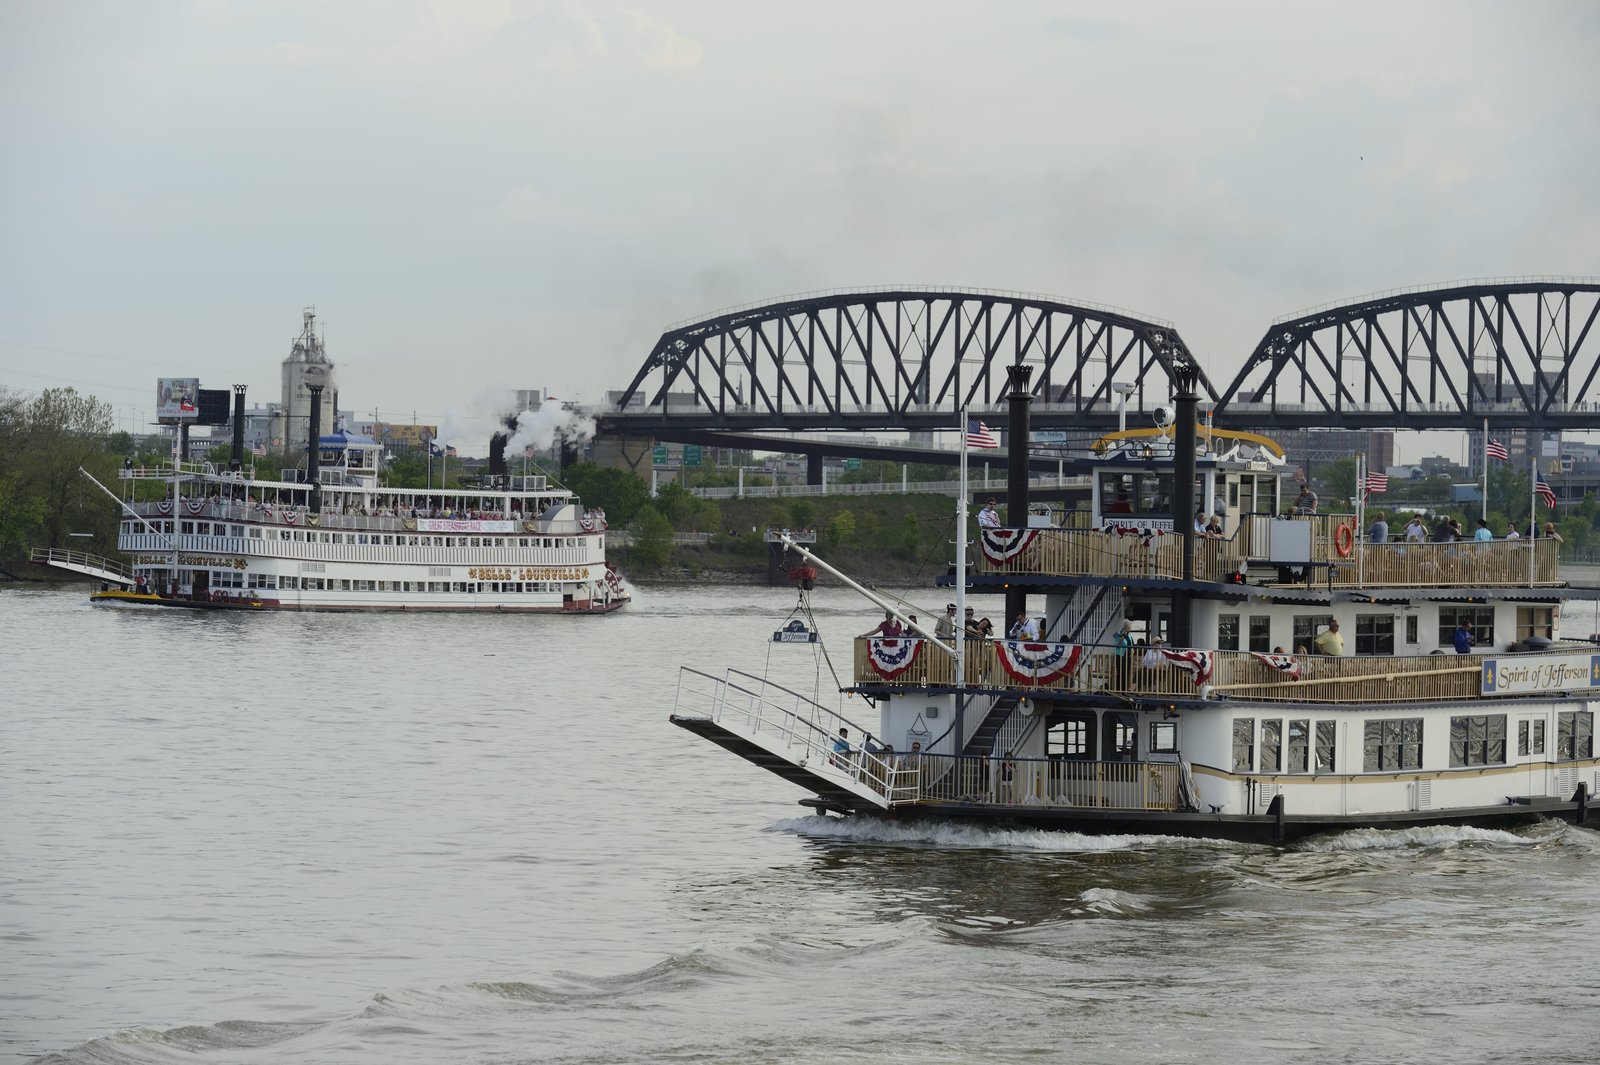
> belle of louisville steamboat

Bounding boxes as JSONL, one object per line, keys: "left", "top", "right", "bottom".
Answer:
{"left": 671, "top": 365, "right": 1598, "bottom": 842}
{"left": 49, "top": 386, "right": 627, "bottom": 613}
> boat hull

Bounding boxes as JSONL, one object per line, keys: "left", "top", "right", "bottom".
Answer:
{"left": 90, "top": 589, "right": 629, "bottom": 613}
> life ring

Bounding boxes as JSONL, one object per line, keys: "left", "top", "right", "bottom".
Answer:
{"left": 1334, "top": 523, "right": 1354, "bottom": 558}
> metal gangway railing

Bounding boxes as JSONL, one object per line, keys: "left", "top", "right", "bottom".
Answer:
{"left": 28, "top": 547, "right": 134, "bottom": 585}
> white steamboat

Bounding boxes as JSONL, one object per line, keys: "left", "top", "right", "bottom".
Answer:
{"left": 670, "top": 371, "right": 1597, "bottom": 842}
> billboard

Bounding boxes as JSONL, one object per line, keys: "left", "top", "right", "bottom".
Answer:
{"left": 156, "top": 378, "right": 200, "bottom": 423}
{"left": 356, "top": 421, "right": 438, "bottom": 448}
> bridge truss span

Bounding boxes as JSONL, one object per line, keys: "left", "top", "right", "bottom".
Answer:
{"left": 612, "top": 288, "right": 1215, "bottom": 432}
{"left": 1218, "top": 279, "right": 1600, "bottom": 430}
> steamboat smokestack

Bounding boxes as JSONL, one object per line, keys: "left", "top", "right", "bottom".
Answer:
{"left": 1170, "top": 359, "right": 1200, "bottom": 649}
{"left": 230, "top": 385, "right": 247, "bottom": 472}
{"left": 1004, "top": 363, "right": 1034, "bottom": 626}
{"left": 488, "top": 415, "right": 517, "bottom": 478}
{"left": 307, "top": 383, "right": 323, "bottom": 514}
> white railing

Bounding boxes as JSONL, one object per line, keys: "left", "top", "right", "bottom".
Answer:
{"left": 691, "top": 474, "right": 1085, "bottom": 500}
{"left": 119, "top": 532, "right": 600, "bottom": 569}
{"left": 28, "top": 547, "right": 132, "bottom": 581}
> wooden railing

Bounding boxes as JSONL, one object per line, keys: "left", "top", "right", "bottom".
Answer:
{"left": 855, "top": 638, "right": 1507, "bottom": 704}
{"left": 1331, "top": 539, "right": 1560, "bottom": 587}
{"left": 968, "top": 520, "right": 1563, "bottom": 588}
{"left": 971, "top": 527, "right": 1238, "bottom": 582}
{"left": 894, "top": 753, "right": 1182, "bottom": 811}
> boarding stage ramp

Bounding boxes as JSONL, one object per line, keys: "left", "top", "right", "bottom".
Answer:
{"left": 28, "top": 548, "right": 134, "bottom": 586}
{"left": 670, "top": 668, "right": 900, "bottom": 812}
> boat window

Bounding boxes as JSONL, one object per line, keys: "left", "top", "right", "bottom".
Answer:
{"left": 1450, "top": 715, "right": 1506, "bottom": 767}
{"left": 1557, "top": 712, "right": 1594, "bottom": 761}
{"left": 1248, "top": 616, "right": 1271, "bottom": 653}
{"left": 1437, "top": 606, "right": 1494, "bottom": 646}
{"left": 1314, "top": 721, "right": 1336, "bottom": 771}
{"left": 1355, "top": 615, "right": 1395, "bottom": 655}
{"left": 1260, "top": 719, "right": 1282, "bottom": 772}
{"left": 1150, "top": 721, "right": 1177, "bottom": 754}
{"left": 1217, "top": 614, "right": 1240, "bottom": 651}
{"left": 1363, "top": 718, "right": 1423, "bottom": 770}
{"left": 1292, "top": 615, "right": 1333, "bottom": 650}
{"left": 1106, "top": 713, "right": 1137, "bottom": 760}
{"left": 1515, "top": 607, "right": 1554, "bottom": 642}
{"left": 1517, "top": 719, "right": 1546, "bottom": 757}
{"left": 1045, "top": 715, "right": 1091, "bottom": 758}
{"left": 1231, "top": 718, "right": 1255, "bottom": 772}
{"left": 1287, "top": 719, "right": 1310, "bottom": 772}
{"left": 1405, "top": 615, "right": 1418, "bottom": 644}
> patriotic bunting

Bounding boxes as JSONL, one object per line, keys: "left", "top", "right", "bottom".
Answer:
{"left": 184, "top": 498, "right": 208, "bottom": 514}
{"left": 993, "top": 641, "right": 1085, "bottom": 686}
{"left": 154, "top": 500, "right": 173, "bottom": 516}
{"left": 978, "top": 527, "right": 1039, "bottom": 564}
{"left": 1252, "top": 652, "right": 1303, "bottom": 680}
{"left": 866, "top": 638, "right": 924, "bottom": 679}
{"left": 1159, "top": 647, "right": 1213, "bottom": 685}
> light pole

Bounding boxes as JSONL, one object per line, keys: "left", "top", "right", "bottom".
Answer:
{"left": 1111, "top": 381, "right": 1135, "bottom": 434}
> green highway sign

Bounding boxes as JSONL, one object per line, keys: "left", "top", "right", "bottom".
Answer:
{"left": 652, "top": 445, "right": 668, "bottom": 466}
{"left": 684, "top": 444, "right": 702, "bottom": 467}
{"left": 845, "top": 458, "right": 862, "bottom": 470}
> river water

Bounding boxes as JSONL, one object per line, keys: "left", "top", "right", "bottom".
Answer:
{"left": 2, "top": 583, "right": 1596, "bottom": 1064}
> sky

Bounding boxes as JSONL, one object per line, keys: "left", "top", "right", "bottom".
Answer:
{"left": 3, "top": 0, "right": 1598, "bottom": 457}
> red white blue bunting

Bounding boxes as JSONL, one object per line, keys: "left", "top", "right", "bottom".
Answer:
{"left": 1252, "top": 652, "right": 1302, "bottom": 680}
{"left": 184, "top": 498, "right": 208, "bottom": 515}
{"left": 1160, "top": 647, "right": 1213, "bottom": 685}
{"left": 866, "top": 638, "right": 924, "bottom": 679}
{"left": 994, "top": 640, "right": 1085, "bottom": 685}
{"left": 978, "top": 527, "right": 1039, "bottom": 564}
{"left": 154, "top": 500, "right": 173, "bottom": 515}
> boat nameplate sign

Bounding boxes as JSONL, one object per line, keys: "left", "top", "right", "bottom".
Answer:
{"left": 417, "top": 519, "right": 519, "bottom": 533}
{"left": 1480, "top": 652, "right": 1600, "bottom": 696}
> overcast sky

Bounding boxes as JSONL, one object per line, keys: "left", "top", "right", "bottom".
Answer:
{"left": 4, "top": 1, "right": 1597, "bottom": 454}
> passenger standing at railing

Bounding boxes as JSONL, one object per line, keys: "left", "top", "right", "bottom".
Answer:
{"left": 1368, "top": 511, "right": 1388, "bottom": 543}
{"left": 936, "top": 604, "right": 957, "bottom": 643}
{"left": 978, "top": 499, "right": 1001, "bottom": 529}
{"left": 830, "top": 727, "right": 851, "bottom": 769}
{"left": 1405, "top": 515, "right": 1427, "bottom": 543}
{"left": 862, "top": 612, "right": 902, "bottom": 638}
{"left": 1113, "top": 619, "right": 1134, "bottom": 689}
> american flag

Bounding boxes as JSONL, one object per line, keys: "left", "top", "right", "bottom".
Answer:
{"left": 966, "top": 418, "right": 999, "bottom": 449}
{"left": 1486, "top": 438, "right": 1509, "bottom": 461}
{"left": 1536, "top": 475, "right": 1557, "bottom": 509}
{"left": 251, "top": 443, "right": 267, "bottom": 457}
{"left": 525, "top": 445, "right": 536, "bottom": 458}
{"left": 1363, "top": 471, "right": 1388, "bottom": 494}
{"left": 445, "top": 445, "right": 458, "bottom": 458}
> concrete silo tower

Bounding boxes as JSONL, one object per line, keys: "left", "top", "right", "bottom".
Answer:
{"left": 281, "top": 309, "right": 337, "bottom": 443}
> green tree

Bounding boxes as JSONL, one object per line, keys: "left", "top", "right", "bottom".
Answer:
{"left": 826, "top": 509, "right": 857, "bottom": 548}
{"left": 628, "top": 504, "right": 674, "bottom": 569}
{"left": 382, "top": 453, "right": 430, "bottom": 488}
{"left": 561, "top": 463, "right": 650, "bottom": 526}
{"left": 0, "top": 387, "right": 118, "bottom": 552}
{"left": 788, "top": 500, "right": 815, "bottom": 529}
{"left": 1316, "top": 458, "right": 1358, "bottom": 511}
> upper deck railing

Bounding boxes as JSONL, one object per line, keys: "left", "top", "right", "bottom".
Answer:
{"left": 852, "top": 638, "right": 1589, "bottom": 705}
{"left": 972, "top": 518, "right": 1562, "bottom": 588}
{"left": 120, "top": 500, "right": 601, "bottom": 539}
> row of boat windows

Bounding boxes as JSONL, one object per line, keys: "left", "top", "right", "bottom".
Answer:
{"left": 206, "top": 571, "right": 568, "bottom": 593}
{"left": 1229, "top": 712, "right": 1594, "bottom": 773}
{"left": 129, "top": 521, "right": 593, "bottom": 550}
{"left": 1217, "top": 607, "right": 1554, "bottom": 653}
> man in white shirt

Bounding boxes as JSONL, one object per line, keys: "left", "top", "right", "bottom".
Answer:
{"left": 978, "top": 500, "right": 1001, "bottom": 529}
{"left": 1007, "top": 610, "right": 1040, "bottom": 640}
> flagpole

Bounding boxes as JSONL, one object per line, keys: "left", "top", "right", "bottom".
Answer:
{"left": 1481, "top": 418, "right": 1489, "bottom": 523}
{"left": 1356, "top": 455, "right": 1365, "bottom": 588}
{"left": 954, "top": 407, "right": 969, "bottom": 750}
{"left": 1529, "top": 448, "right": 1537, "bottom": 587}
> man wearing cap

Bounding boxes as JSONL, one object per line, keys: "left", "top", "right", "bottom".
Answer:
{"left": 978, "top": 499, "right": 1001, "bottom": 529}
{"left": 935, "top": 603, "right": 957, "bottom": 642}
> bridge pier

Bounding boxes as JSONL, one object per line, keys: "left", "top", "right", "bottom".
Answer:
{"left": 806, "top": 453, "right": 823, "bottom": 486}
{"left": 591, "top": 434, "right": 655, "bottom": 476}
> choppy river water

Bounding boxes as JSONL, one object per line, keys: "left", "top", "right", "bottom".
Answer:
{"left": 2, "top": 583, "right": 1596, "bottom": 1064}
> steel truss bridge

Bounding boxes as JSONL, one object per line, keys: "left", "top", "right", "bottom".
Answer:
{"left": 603, "top": 280, "right": 1600, "bottom": 445}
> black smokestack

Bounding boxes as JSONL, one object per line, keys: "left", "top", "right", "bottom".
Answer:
{"left": 230, "top": 385, "right": 246, "bottom": 472}
{"left": 1004, "top": 363, "right": 1034, "bottom": 626}
{"left": 1170, "top": 360, "right": 1200, "bottom": 648}
{"left": 307, "top": 384, "right": 323, "bottom": 514}
{"left": 488, "top": 415, "right": 517, "bottom": 477}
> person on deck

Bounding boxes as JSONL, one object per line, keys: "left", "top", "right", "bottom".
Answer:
{"left": 1368, "top": 511, "right": 1389, "bottom": 543}
{"left": 1474, "top": 518, "right": 1493, "bottom": 542}
{"left": 1453, "top": 621, "right": 1475, "bottom": 654}
{"left": 1505, "top": 522, "right": 1521, "bottom": 540}
{"left": 935, "top": 604, "right": 957, "bottom": 642}
{"left": 862, "top": 612, "right": 902, "bottom": 638}
{"left": 978, "top": 500, "right": 1002, "bottom": 529}
{"left": 1313, "top": 619, "right": 1345, "bottom": 656}
{"left": 1008, "top": 611, "right": 1040, "bottom": 641}
{"left": 1291, "top": 482, "right": 1318, "bottom": 516}
{"left": 1405, "top": 515, "right": 1427, "bottom": 542}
